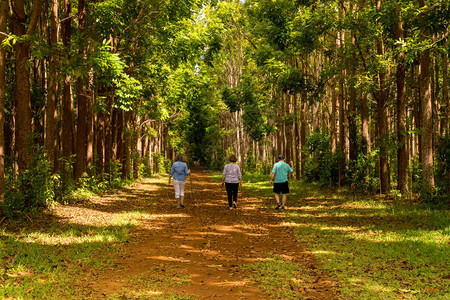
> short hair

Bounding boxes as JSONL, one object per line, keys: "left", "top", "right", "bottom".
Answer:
{"left": 176, "top": 154, "right": 185, "bottom": 162}
{"left": 228, "top": 154, "right": 237, "bottom": 162}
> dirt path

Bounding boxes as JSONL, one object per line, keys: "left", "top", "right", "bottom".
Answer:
{"left": 88, "top": 170, "right": 338, "bottom": 299}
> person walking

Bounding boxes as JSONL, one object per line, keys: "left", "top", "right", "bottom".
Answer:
{"left": 221, "top": 154, "right": 242, "bottom": 210}
{"left": 270, "top": 154, "right": 294, "bottom": 210}
{"left": 168, "top": 154, "right": 190, "bottom": 208}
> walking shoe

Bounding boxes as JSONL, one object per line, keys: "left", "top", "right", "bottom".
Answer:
{"left": 229, "top": 206, "right": 233, "bottom": 210}
{"left": 233, "top": 201, "right": 237, "bottom": 209}
{"left": 275, "top": 203, "right": 281, "bottom": 210}
{"left": 180, "top": 204, "right": 185, "bottom": 209}
{"left": 281, "top": 206, "right": 286, "bottom": 210}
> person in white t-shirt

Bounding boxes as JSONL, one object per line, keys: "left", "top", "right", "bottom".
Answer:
{"left": 221, "top": 154, "right": 242, "bottom": 210}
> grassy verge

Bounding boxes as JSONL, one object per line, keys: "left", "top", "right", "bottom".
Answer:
{"left": 0, "top": 216, "right": 135, "bottom": 298}
{"left": 242, "top": 173, "right": 450, "bottom": 300}
{"left": 0, "top": 174, "right": 190, "bottom": 299}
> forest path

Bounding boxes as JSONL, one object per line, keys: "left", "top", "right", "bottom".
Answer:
{"left": 88, "top": 169, "right": 338, "bottom": 299}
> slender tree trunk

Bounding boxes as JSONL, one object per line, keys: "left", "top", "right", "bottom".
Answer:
{"left": 96, "top": 110, "right": 105, "bottom": 176}
{"left": 418, "top": 0, "right": 435, "bottom": 189}
{"left": 338, "top": 77, "right": 345, "bottom": 186}
{"left": 376, "top": 0, "right": 388, "bottom": 194}
{"left": 11, "top": 0, "right": 41, "bottom": 171}
{"left": 86, "top": 72, "right": 94, "bottom": 174}
{"left": 361, "top": 92, "right": 370, "bottom": 154}
{"left": 74, "top": 0, "right": 88, "bottom": 179}
{"left": 395, "top": 6, "right": 409, "bottom": 194}
{"left": 123, "top": 111, "right": 131, "bottom": 178}
{"left": 0, "top": 0, "right": 8, "bottom": 202}
{"left": 331, "top": 83, "right": 337, "bottom": 153}
{"left": 45, "top": 0, "right": 59, "bottom": 171}
{"left": 294, "top": 93, "right": 300, "bottom": 179}
{"left": 61, "top": 0, "right": 73, "bottom": 163}
{"left": 441, "top": 50, "right": 448, "bottom": 136}
{"left": 104, "top": 94, "right": 114, "bottom": 174}
{"left": 300, "top": 94, "right": 306, "bottom": 178}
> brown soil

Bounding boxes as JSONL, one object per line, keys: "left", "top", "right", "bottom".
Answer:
{"left": 85, "top": 170, "right": 339, "bottom": 299}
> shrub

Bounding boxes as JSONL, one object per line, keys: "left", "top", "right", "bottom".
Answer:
{"left": 3, "top": 146, "right": 57, "bottom": 218}
{"left": 346, "top": 149, "right": 380, "bottom": 193}
{"left": 303, "top": 130, "right": 340, "bottom": 186}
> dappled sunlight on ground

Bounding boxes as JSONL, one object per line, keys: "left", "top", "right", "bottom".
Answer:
{"left": 83, "top": 170, "right": 339, "bottom": 299}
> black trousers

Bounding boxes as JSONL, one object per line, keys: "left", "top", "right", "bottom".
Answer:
{"left": 225, "top": 183, "right": 239, "bottom": 207}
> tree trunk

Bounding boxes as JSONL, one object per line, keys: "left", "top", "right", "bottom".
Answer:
{"left": 395, "top": 6, "right": 409, "bottom": 194}
{"left": 96, "top": 110, "right": 105, "bottom": 176}
{"left": 418, "top": 0, "right": 435, "bottom": 189}
{"left": 61, "top": 0, "right": 74, "bottom": 163}
{"left": 376, "top": 0, "right": 388, "bottom": 194}
{"left": 331, "top": 83, "right": 337, "bottom": 153}
{"left": 104, "top": 94, "right": 114, "bottom": 174}
{"left": 45, "top": 0, "right": 59, "bottom": 171}
{"left": 74, "top": 0, "right": 88, "bottom": 179}
{"left": 338, "top": 77, "right": 345, "bottom": 186}
{"left": 348, "top": 34, "right": 357, "bottom": 162}
{"left": 294, "top": 93, "right": 300, "bottom": 179}
{"left": 441, "top": 49, "right": 448, "bottom": 136}
{"left": 300, "top": 95, "right": 306, "bottom": 178}
{"left": 361, "top": 92, "right": 370, "bottom": 154}
{"left": 11, "top": 0, "right": 41, "bottom": 171}
{"left": 0, "top": 0, "right": 8, "bottom": 202}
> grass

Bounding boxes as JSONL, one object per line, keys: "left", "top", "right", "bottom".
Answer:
{"left": 242, "top": 173, "right": 450, "bottom": 300}
{"left": 0, "top": 218, "right": 135, "bottom": 299}
{"left": 0, "top": 173, "right": 193, "bottom": 299}
{"left": 245, "top": 254, "right": 311, "bottom": 299}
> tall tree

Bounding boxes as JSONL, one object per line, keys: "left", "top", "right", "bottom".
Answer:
{"left": 45, "top": 0, "right": 59, "bottom": 171}
{"left": 0, "top": 0, "right": 8, "bottom": 202}
{"left": 61, "top": 0, "right": 74, "bottom": 165}
{"left": 395, "top": 4, "right": 409, "bottom": 194}
{"left": 375, "top": 0, "right": 389, "bottom": 194}
{"left": 418, "top": 0, "right": 435, "bottom": 189}
{"left": 74, "top": 0, "right": 88, "bottom": 179}
{"left": 11, "top": 0, "right": 41, "bottom": 171}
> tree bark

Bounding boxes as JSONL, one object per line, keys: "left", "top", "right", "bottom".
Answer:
{"left": 418, "top": 0, "right": 435, "bottom": 189}
{"left": 11, "top": 0, "right": 41, "bottom": 171}
{"left": 361, "top": 92, "right": 370, "bottom": 154}
{"left": 45, "top": 0, "right": 59, "bottom": 171}
{"left": 294, "top": 93, "right": 300, "bottom": 179}
{"left": 338, "top": 77, "right": 345, "bottom": 186}
{"left": 0, "top": 0, "right": 8, "bottom": 202}
{"left": 376, "top": 0, "right": 388, "bottom": 194}
{"left": 61, "top": 0, "right": 74, "bottom": 163}
{"left": 395, "top": 6, "right": 409, "bottom": 194}
{"left": 74, "top": 0, "right": 88, "bottom": 179}
{"left": 441, "top": 49, "right": 448, "bottom": 136}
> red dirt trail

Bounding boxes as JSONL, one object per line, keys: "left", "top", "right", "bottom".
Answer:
{"left": 87, "top": 170, "right": 338, "bottom": 299}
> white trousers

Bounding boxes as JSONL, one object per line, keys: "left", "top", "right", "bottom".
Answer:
{"left": 173, "top": 180, "right": 186, "bottom": 198}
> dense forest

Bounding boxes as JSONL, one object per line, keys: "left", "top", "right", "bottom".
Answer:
{"left": 0, "top": 0, "right": 448, "bottom": 216}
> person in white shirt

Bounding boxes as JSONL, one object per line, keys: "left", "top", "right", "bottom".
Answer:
{"left": 221, "top": 154, "right": 242, "bottom": 210}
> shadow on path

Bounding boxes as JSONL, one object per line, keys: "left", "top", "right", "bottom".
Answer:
{"left": 86, "top": 170, "right": 339, "bottom": 299}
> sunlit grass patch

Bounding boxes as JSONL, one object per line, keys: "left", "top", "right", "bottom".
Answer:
{"left": 245, "top": 254, "right": 311, "bottom": 299}
{"left": 0, "top": 185, "right": 154, "bottom": 298}
{"left": 243, "top": 174, "right": 450, "bottom": 299}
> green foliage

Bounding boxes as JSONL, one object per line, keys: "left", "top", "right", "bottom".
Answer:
{"left": 346, "top": 150, "right": 380, "bottom": 193}
{"left": 245, "top": 148, "right": 257, "bottom": 173}
{"left": 303, "top": 130, "right": 340, "bottom": 186}
{"left": 3, "top": 146, "right": 57, "bottom": 218}
{"left": 435, "top": 136, "right": 450, "bottom": 201}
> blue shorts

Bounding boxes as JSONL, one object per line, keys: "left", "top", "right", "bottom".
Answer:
{"left": 273, "top": 181, "right": 289, "bottom": 194}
